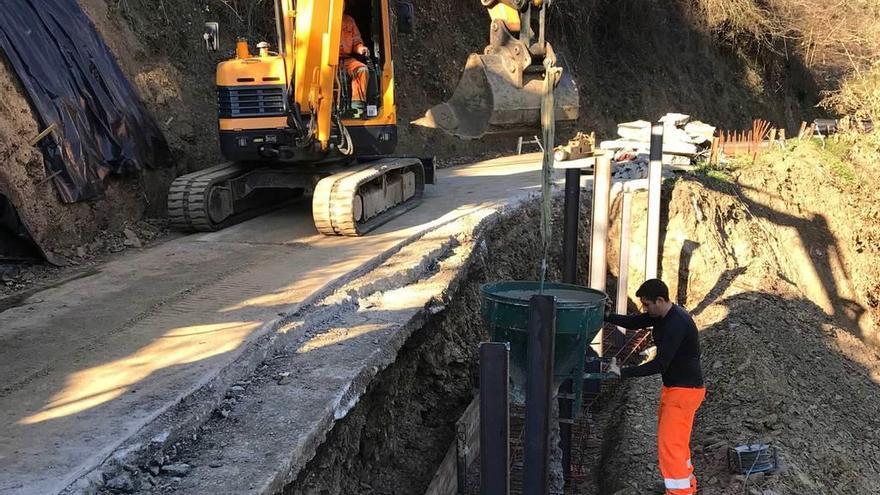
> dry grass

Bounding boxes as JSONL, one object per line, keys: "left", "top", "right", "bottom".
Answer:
{"left": 695, "top": 0, "right": 785, "bottom": 44}
{"left": 822, "top": 63, "right": 880, "bottom": 123}
{"left": 693, "top": 0, "right": 880, "bottom": 90}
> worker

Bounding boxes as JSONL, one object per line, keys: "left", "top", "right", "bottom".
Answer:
{"left": 340, "top": 11, "right": 369, "bottom": 118}
{"left": 604, "top": 279, "right": 705, "bottom": 495}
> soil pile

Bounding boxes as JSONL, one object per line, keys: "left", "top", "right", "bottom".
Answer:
{"left": 597, "top": 168, "right": 880, "bottom": 494}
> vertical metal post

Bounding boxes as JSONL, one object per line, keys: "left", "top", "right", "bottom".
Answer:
{"left": 523, "top": 295, "right": 556, "bottom": 495}
{"left": 562, "top": 168, "right": 580, "bottom": 285}
{"left": 608, "top": 188, "right": 634, "bottom": 348}
{"left": 480, "top": 342, "right": 510, "bottom": 495}
{"left": 589, "top": 153, "right": 612, "bottom": 361}
{"left": 559, "top": 167, "right": 580, "bottom": 483}
{"left": 646, "top": 123, "right": 664, "bottom": 280}
{"left": 589, "top": 153, "right": 612, "bottom": 292}
{"left": 616, "top": 189, "right": 633, "bottom": 315}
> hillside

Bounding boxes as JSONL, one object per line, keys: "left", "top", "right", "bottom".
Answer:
{"left": 0, "top": 0, "right": 843, "bottom": 257}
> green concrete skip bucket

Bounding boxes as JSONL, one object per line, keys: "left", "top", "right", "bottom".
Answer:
{"left": 411, "top": 52, "right": 580, "bottom": 140}
{"left": 480, "top": 281, "right": 607, "bottom": 417}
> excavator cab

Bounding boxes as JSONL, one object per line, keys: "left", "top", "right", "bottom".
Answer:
{"left": 413, "top": 0, "right": 579, "bottom": 139}
{"left": 336, "top": 0, "right": 384, "bottom": 119}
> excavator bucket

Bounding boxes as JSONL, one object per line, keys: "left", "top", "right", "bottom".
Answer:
{"left": 412, "top": 53, "right": 579, "bottom": 139}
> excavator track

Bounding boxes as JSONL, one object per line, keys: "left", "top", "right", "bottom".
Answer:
{"left": 312, "top": 158, "right": 425, "bottom": 236}
{"left": 168, "top": 162, "right": 240, "bottom": 232}
{"left": 168, "top": 162, "right": 288, "bottom": 232}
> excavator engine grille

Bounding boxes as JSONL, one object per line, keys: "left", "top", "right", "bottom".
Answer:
{"left": 217, "top": 85, "right": 286, "bottom": 118}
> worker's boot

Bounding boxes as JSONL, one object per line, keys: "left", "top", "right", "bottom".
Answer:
{"left": 351, "top": 101, "right": 365, "bottom": 119}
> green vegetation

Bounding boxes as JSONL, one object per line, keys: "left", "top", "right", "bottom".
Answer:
{"left": 758, "top": 138, "right": 859, "bottom": 186}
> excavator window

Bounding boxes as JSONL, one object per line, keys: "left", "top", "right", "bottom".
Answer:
{"left": 338, "top": 0, "right": 384, "bottom": 119}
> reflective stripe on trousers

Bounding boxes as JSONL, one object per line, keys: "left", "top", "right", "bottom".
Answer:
{"left": 658, "top": 386, "right": 706, "bottom": 495}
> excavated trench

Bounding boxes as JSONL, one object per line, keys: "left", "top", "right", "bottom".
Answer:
{"left": 280, "top": 178, "right": 713, "bottom": 495}
{"left": 283, "top": 189, "right": 595, "bottom": 494}
{"left": 281, "top": 173, "right": 880, "bottom": 494}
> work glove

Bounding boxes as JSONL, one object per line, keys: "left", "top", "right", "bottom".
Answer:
{"left": 639, "top": 346, "right": 657, "bottom": 364}
{"left": 603, "top": 298, "right": 613, "bottom": 319}
{"left": 607, "top": 357, "right": 621, "bottom": 378}
{"left": 357, "top": 45, "right": 370, "bottom": 57}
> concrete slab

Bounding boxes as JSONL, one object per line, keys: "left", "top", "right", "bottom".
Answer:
{"left": 0, "top": 154, "right": 561, "bottom": 495}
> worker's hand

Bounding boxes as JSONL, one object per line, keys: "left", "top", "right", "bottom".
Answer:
{"left": 607, "top": 357, "right": 621, "bottom": 378}
{"left": 357, "top": 45, "right": 369, "bottom": 57}
{"left": 639, "top": 346, "right": 657, "bottom": 364}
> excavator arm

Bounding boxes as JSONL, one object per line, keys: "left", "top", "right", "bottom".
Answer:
{"left": 413, "top": 0, "right": 579, "bottom": 139}
{"left": 281, "top": 0, "right": 346, "bottom": 151}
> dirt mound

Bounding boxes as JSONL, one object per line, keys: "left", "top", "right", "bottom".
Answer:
{"left": 598, "top": 173, "right": 880, "bottom": 494}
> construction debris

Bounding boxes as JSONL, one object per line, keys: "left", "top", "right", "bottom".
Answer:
{"left": 592, "top": 113, "right": 714, "bottom": 180}
{"left": 600, "top": 113, "right": 716, "bottom": 161}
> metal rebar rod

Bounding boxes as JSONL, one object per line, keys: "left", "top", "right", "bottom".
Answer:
{"left": 523, "top": 295, "right": 556, "bottom": 495}
{"left": 480, "top": 342, "right": 510, "bottom": 495}
{"left": 646, "top": 123, "right": 664, "bottom": 280}
{"left": 558, "top": 379, "right": 572, "bottom": 481}
{"left": 562, "top": 168, "right": 580, "bottom": 285}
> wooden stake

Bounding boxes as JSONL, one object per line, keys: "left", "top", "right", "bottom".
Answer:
{"left": 28, "top": 123, "right": 57, "bottom": 147}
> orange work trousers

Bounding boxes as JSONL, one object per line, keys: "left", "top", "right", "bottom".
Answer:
{"left": 658, "top": 386, "right": 706, "bottom": 495}
{"left": 342, "top": 57, "right": 368, "bottom": 103}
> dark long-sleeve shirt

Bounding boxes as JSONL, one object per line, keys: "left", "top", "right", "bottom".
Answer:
{"left": 606, "top": 305, "right": 704, "bottom": 387}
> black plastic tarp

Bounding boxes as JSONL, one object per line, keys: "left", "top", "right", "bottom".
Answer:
{"left": 0, "top": 0, "right": 169, "bottom": 203}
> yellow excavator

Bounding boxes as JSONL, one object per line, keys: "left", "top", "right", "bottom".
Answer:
{"left": 168, "top": 0, "right": 578, "bottom": 235}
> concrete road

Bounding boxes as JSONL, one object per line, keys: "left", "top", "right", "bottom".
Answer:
{"left": 0, "top": 154, "right": 554, "bottom": 495}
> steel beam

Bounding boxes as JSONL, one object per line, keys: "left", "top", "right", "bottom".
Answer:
{"left": 480, "top": 342, "right": 510, "bottom": 495}
{"left": 523, "top": 295, "right": 556, "bottom": 495}
{"left": 646, "top": 123, "right": 664, "bottom": 280}
{"left": 562, "top": 168, "right": 580, "bottom": 285}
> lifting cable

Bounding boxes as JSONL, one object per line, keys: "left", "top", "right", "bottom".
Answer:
{"left": 538, "top": 57, "right": 561, "bottom": 293}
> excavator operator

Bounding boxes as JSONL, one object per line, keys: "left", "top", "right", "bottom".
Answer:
{"left": 340, "top": 4, "right": 369, "bottom": 118}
